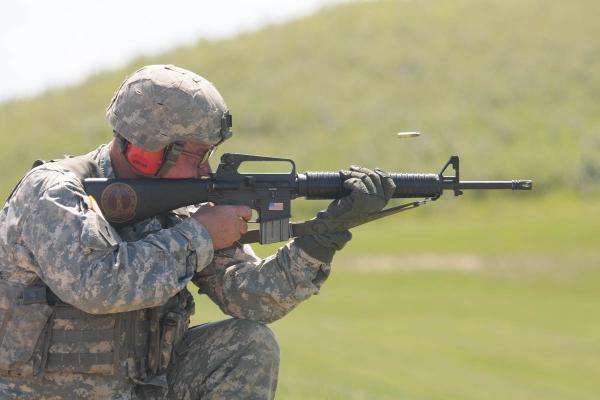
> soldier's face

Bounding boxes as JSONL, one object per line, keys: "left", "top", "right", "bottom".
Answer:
{"left": 162, "top": 142, "right": 214, "bottom": 179}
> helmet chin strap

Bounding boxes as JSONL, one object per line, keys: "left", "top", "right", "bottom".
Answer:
{"left": 156, "top": 142, "right": 184, "bottom": 177}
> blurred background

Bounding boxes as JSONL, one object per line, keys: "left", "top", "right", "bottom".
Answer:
{"left": 1, "top": 0, "right": 599, "bottom": 398}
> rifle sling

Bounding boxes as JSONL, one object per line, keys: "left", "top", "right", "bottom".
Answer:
{"left": 239, "top": 198, "right": 432, "bottom": 244}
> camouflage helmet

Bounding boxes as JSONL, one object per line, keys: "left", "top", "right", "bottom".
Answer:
{"left": 106, "top": 64, "right": 232, "bottom": 151}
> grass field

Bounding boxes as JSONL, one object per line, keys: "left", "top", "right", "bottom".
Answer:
{"left": 192, "top": 267, "right": 600, "bottom": 400}
{"left": 191, "top": 195, "right": 600, "bottom": 399}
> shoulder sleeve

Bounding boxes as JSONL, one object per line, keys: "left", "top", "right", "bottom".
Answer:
{"left": 12, "top": 167, "right": 213, "bottom": 314}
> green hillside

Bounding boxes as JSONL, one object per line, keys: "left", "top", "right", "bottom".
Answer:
{"left": 1, "top": 0, "right": 599, "bottom": 398}
{"left": 2, "top": 0, "right": 599, "bottom": 198}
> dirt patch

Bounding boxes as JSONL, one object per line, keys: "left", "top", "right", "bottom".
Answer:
{"left": 337, "top": 254, "right": 484, "bottom": 272}
{"left": 334, "top": 252, "right": 600, "bottom": 277}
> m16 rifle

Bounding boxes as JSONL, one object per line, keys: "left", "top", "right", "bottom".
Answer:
{"left": 84, "top": 153, "right": 532, "bottom": 244}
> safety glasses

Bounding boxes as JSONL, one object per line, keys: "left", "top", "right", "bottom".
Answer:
{"left": 177, "top": 145, "right": 217, "bottom": 165}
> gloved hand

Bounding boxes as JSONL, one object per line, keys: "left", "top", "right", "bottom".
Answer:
{"left": 318, "top": 166, "right": 396, "bottom": 226}
{"left": 295, "top": 166, "right": 396, "bottom": 263}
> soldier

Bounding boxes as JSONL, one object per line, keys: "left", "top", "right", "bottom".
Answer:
{"left": 0, "top": 65, "right": 395, "bottom": 399}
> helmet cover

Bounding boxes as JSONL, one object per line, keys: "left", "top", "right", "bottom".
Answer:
{"left": 106, "top": 64, "right": 232, "bottom": 151}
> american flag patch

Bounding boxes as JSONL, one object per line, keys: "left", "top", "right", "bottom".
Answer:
{"left": 268, "top": 202, "right": 284, "bottom": 211}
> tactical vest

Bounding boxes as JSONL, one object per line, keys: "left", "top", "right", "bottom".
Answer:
{"left": 0, "top": 154, "right": 194, "bottom": 387}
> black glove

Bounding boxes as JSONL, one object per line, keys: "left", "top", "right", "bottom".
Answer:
{"left": 295, "top": 166, "right": 395, "bottom": 263}
{"left": 319, "top": 166, "right": 396, "bottom": 228}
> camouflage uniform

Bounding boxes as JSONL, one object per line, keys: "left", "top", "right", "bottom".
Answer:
{"left": 0, "top": 144, "right": 332, "bottom": 399}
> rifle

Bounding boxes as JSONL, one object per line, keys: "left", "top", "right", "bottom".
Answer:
{"left": 83, "top": 153, "right": 533, "bottom": 244}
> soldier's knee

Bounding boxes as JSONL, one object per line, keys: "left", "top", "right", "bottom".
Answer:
{"left": 230, "top": 319, "right": 280, "bottom": 363}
